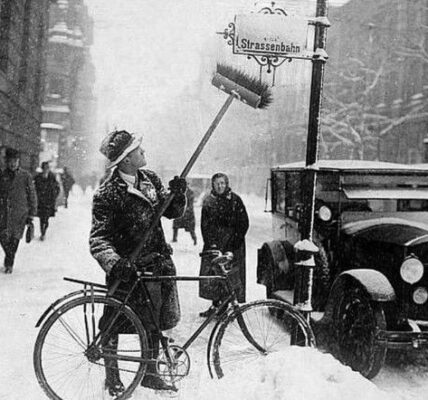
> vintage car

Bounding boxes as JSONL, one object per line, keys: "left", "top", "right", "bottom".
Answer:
{"left": 257, "top": 160, "right": 428, "bottom": 378}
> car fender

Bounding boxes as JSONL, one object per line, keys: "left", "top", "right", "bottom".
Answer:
{"left": 323, "top": 269, "right": 396, "bottom": 321}
{"left": 257, "top": 240, "right": 294, "bottom": 290}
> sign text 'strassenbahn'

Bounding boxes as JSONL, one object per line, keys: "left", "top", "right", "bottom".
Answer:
{"left": 233, "top": 14, "right": 310, "bottom": 59}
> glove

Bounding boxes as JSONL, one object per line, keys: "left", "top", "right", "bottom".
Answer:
{"left": 168, "top": 176, "right": 187, "bottom": 195}
{"left": 111, "top": 258, "right": 135, "bottom": 282}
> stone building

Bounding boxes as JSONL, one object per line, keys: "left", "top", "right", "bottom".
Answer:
{"left": 40, "top": 0, "right": 96, "bottom": 181}
{"left": 0, "top": 0, "right": 54, "bottom": 171}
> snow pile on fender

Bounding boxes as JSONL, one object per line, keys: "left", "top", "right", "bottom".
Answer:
{"left": 201, "top": 347, "right": 393, "bottom": 400}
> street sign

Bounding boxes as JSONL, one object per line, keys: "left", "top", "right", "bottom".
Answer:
{"left": 233, "top": 14, "right": 312, "bottom": 59}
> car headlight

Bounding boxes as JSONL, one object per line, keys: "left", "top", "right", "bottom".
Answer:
{"left": 317, "top": 205, "right": 332, "bottom": 222}
{"left": 400, "top": 257, "right": 424, "bottom": 284}
{"left": 413, "top": 287, "right": 428, "bottom": 305}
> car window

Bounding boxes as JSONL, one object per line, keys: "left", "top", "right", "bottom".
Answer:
{"left": 398, "top": 199, "right": 428, "bottom": 211}
{"left": 273, "top": 171, "right": 286, "bottom": 213}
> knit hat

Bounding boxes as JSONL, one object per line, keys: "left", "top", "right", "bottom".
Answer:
{"left": 99, "top": 130, "right": 142, "bottom": 168}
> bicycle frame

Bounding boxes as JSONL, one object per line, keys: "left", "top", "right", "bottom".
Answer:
{"left": 38, "top": 265, "right": 269, "bottom": 376}
{"left": 55, "top": 271, "right": 243, "bottom": 367}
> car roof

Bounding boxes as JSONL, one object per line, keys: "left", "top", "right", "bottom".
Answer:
{"left": 272, "top": 160, "right": 428, "bottom": 173}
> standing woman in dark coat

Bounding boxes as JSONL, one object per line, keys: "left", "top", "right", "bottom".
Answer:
{"left": 199, "top": 172, "right": 249, "bottom": 316}
{"left": 34, "top": 162, "right": 60, "bottom": 240}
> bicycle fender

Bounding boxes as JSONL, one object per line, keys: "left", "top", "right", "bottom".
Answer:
{"left": 35, "top": 289, "right": 107, "bottom": 328}
{"left": 206, "top": 306, "right": 240, "bottom": 378}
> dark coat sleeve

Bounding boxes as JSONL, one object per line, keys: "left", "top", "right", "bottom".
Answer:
{"left": 201, "top": 199, "right": 218, "bottom": 248}
{"left": 26, "top": 173, "right": 37, "bottom": 217}
{"left": 89, "top": 187, "right": 121, "bottom": 274}
{"left": 53, "top": 175, "right": 60, "bottom": 198}
{"left": 144, "top": 170, "right": 186, "bottom": 219}
{"left": 230, "top": 194, "right": 249, "bottom": 249}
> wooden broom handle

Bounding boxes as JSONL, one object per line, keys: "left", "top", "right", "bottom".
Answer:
{"left": 107, "top": 94, "right": 234, "bottom": 295}
{"left": 129, "top": 93, "right": 234, "bottom": 262}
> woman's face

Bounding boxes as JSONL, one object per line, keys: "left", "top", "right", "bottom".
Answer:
{"left": 213, "top": 177, "right": 227, "bottom": 195}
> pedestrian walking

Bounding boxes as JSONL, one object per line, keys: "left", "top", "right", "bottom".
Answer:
{"left": 34, "top": 162, "right": 60, "bottom": 241}
{"left": 172, "top": 185, "right": 197, "bottom": 245}
{"left": 61, "top": 166, "right": 75, "bottom": 208}
{"left": 199, "top": 172, "right": 249, "bottom": 317}
{"left": 89, "top": 129, "right": 187, "bottom": 395}
{"left": 0, "top": 148, "right": 37, "bottom": 273}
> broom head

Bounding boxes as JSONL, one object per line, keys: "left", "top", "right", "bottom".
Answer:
{"left": 212, "top": 64, "right": 272, "bottom": 109}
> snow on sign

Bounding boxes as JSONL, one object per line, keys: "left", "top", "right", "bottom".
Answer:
{"left": 233, "top": 14, "right": 311, "bottom": 59}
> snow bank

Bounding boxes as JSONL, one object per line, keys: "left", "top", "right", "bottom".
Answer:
{"left": 199, "top": 347, "right": 393, "bottom": 400}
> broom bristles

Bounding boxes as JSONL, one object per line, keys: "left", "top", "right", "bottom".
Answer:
{"left": 216, "top": 63, "right": 273, "bottom": 109}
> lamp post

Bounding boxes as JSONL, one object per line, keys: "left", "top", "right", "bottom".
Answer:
{"left": 292, "top": 0, "right": 329, "bottom": 320}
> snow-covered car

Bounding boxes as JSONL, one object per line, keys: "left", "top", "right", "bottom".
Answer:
{"left": 257, "top": 160, "right": 428, "bottom": 378}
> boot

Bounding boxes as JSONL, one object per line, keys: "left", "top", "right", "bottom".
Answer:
{"left": 140, "top": 361, "right": 177, "bottom": 392}
{"left": 104, "top": 338, "right": 125, "bottom": 396}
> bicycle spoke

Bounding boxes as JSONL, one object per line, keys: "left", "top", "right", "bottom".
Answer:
{"left": 211, "top": 300, "right": 315, "bottom": 378}
{"left": 34, "top": 296, "right": 148, "bottom": 400}
{"left": 58, "top": 316, "right": 87, "bottom": 349}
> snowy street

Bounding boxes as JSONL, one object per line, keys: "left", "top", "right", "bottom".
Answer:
{"left": 0, "top": 189, "right": 427, "bottom": 400}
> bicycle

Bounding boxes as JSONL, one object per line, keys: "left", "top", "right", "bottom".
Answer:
{"left": 33, "top": 250, "right": 316, "bottom": 400}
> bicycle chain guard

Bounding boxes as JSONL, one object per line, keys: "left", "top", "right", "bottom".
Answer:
{"left": 156, "top": 345, "right": 190, "bottom": 384}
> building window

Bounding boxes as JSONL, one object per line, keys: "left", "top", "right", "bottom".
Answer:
{"left": 34, "top": 7, "right": 46, "bottom": 104}
{"left": 18, "top": 0, "right": 32, "bottom": 91}
{"left": 0, "top": 0, "right": 13, "bottom": 73}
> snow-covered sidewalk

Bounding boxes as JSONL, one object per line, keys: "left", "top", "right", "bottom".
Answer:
{"left": 0, "top": 191, "right": 424, "bottom": 400}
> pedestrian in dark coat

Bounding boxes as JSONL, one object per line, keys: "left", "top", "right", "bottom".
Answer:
{"left": 172, "top": 186, "right": 197, "bottom": 245}
{"left": 89, "top": 129, "right": 187, "bottom": 395}
{"left": 199, "top": 172, "right": 249, "bottom": 317}
{"left": 61, "top": 166, "right": 75, "bottom": 208}
{"left": 0, "top": 148, "right": 37, "bottom": 273}
{"left": 34, "top": 162, "right": 60, "bottom": 240}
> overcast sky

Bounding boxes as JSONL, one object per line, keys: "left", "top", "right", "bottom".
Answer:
{"left": 86, "top": 0, "right": 350, "bottom": 138}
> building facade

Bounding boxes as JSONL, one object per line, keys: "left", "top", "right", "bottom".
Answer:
{"left": 41, "top": 0, "right": 96, "bottom": 181}
{"left": 0, "top": 0, "right": 53, "bottom": 171}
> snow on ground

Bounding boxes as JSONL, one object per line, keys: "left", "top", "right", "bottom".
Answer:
{"left": 200, "top": 347, "right": 391, "bottom": 400}
{"left": 0, "top": 190, "right": 426, "bottom": 399}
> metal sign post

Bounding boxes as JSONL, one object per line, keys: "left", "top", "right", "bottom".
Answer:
{"left": 217, "top": 0, "right": 330, "bottom": 338}
{"left": 293, "top": 0, "right": 329, "bottom": 320}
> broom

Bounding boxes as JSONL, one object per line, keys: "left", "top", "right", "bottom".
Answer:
{"left": 109, "top": 64, "right": 272, "bottom": 294}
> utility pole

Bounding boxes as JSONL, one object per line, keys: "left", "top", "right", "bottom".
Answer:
{"left": 293, "top": 0, "right": 329, "bottom": 321}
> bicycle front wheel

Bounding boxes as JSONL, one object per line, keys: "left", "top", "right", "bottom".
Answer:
{"left": 210, "top": 300, "right": 316, "bottom": 378}
{"left": 33, "top": 295, "right": 148, "bottom": 400}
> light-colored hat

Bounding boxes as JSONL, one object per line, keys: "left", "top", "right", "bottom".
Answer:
{"left": 99, "top": 130, "right": 142, "bottom": 168}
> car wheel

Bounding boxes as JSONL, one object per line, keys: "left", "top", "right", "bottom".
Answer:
{"left": 332, "top": 285, "right": 387, "bottom": 379}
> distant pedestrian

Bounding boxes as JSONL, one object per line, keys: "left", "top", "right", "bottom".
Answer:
{"left": 199, "top": 172, "right": 249, "bottom": 317}
{"left": 0, "top": 148, "right": 37, "bottom": 273}
{"left": 34, "top": 162, "right": 60, "bottom": 240}
{"left": 61, "top": 166, "right": 75, "bottom": 208}
{"left": 172, "top": 185, "right": 197, "bottom": 245}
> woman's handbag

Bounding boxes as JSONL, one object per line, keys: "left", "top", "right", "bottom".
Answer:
{"left": 25, "top": 221, "right": 34, "bottom": 243}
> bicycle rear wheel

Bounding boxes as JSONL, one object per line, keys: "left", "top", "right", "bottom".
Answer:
{"left": 210, "top": 300, "right": 315, "bottom": 378}
{"left": 34, "top": 295, "right": 148, "bottom": 400}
